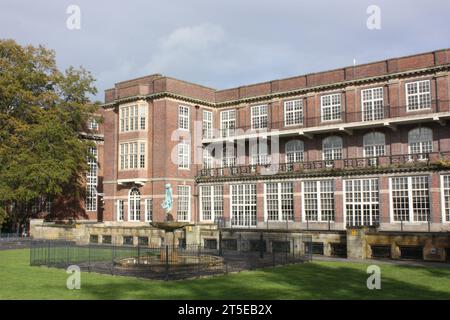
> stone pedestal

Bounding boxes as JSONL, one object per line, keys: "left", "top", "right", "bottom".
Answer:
{"left": 160, "top": 231, "right": 179, "bottom": 262}
{"left": 347, "top": 227, "right": 370, "bottom": 259}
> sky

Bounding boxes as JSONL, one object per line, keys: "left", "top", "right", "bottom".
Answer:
{"left": 1, "top": 0, "right": 450, "bottom": 102}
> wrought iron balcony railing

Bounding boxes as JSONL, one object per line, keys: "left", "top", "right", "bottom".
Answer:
{"left": 202, "top": 100, "right": 449, "bottom": 139}
{"left": 198, "top": 151, "right": 450, "bottom": 178}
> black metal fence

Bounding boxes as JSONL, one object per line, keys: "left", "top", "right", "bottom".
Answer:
{"left": 0, "top": 233, "right": 31, "bottom": 250}
{"left": 30, "top": 236, "right": 312, "bottom": 280}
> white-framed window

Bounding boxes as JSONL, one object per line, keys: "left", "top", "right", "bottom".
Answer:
{"left": 265, "top": 182, "right": 294, "bottom": 222}
{"left": 406, "top": 80, "right": 431, "bottom": 111}
{"left": 361, "top": 87, "right": 384, "bottom": 121}
{"left": 285, "top": 140, "right": 304, "bottom": 163}
{"left": 177, "top": 185, "right": 191, "bottom": 221}
{"left": 284, "top": 100, "right": 303, "bottom": 126}
{"left": 321, "top": 93, "right": 341, "bottom": 121}
{"left": 178, "top": 141, "right": 190, "bottom": 169}
{"left": 390, "top": 176, "right": 430, "bottom": 222}
{"left": 200, "top": 185, "right": 224, "bottom": 221}
{"left": 119, "top": 141, "right": 146, "bottom": 170}
{"left": 86, "top": 147, "right": 98, "bottom": 211}
{"left": 442, "top": 175, "right": 450, "bottom": 222}
{"left": 363, "top": 132, "right": 385, "bottom": 165}
{"left": 231, "top": 184, "right": 257, "bottom": 227}
{"left": 128, "top": 188, "right": 141, "bottom": 221}
{"left": 322, "top": 136, "right": 343, "bottom": 165}
{"left": 140, "top": 105, "right": 146, "bottom": 130}
{"left": 408, "top": 127, "right": 433, "bottom": 159}
{"left": 345, "top": 179, "right": 380, "bottom": 226}
{"left": 145, "top": 199, "right": 152, "bottom": 222}
{"left": 117, "top": 200, "right": 124, "bottom": 221}
{"left": 250, "top": 138, "right": 270, "bottom": 165}
{"left": 119, "top": 104, "right": 147, "bottom": 132}
{"left": 203, "top": 110, "right": 213, "bottom": 139}
{"left": 178, "top": 105, "right": 190, "bottom": 130}
{"left": 88, "top": 118, "right": 99, "bottom": 130}
{"left": 220, "top": 109, "right": 236, "bottom": 138}
{"left": 222, "top": 145, "right": 236, "bottom": 167}
{"left": 139, "top": 142, "right": 146, "bottom": 168}
{"left": 251, "top": 105, "right": 268, "bottom": 130}
{"left": 202, "top": 147, "right": 213, "bottom": 169}
{"left": 302, "top": 180, "right": 334, "bottom": 222}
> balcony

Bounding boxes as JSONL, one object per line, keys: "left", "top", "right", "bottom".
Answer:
{"left": 202, "top": 100, "right": 450, "bottom": 142}
{"left": 197, "top": 151, "right": 450, "bottom": 179}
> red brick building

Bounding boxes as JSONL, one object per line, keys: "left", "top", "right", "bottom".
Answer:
{"left": 94, "top": 49, "right": 450, "bottom": 260}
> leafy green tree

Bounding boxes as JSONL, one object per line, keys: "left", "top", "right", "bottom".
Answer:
{"left": 0, "top": 39, "right": 100, "bottom": 232}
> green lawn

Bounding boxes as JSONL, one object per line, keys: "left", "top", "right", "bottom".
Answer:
{"left": 2, "top": 249, "right": 450, "bottom": 299}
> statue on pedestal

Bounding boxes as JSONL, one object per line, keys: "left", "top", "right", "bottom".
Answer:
{"left": 161, "top": 183, "right": 174, "bottom": 221}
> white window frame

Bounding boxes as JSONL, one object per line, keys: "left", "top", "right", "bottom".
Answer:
{"left": 200, "top": 185, "right": 224, "bottom": 222}
{"left": 119, "top": 141, "right": 146, "bottom": 170}
{"left": 284, "top": 99, "right": 303, "bottom": 126}
{"left": 389, "top": 176, "right": 430, "bottom": 223}
{"left": 408, "top": 127, "right": 433, "bottom": 160}
{"left": 251, "top": 105, "right": 268, "bottom": 130}
{"left": 145, "top": 198, "right": 152, "bottom": 222}
{"left": 178, "top": 105, "right": 190, "bottom": 130}
{"left": 119, "top": 103, "right": 147, "bottom": 133}
{"left": 264, "top": 182, "right": 294, "bottom": 222}
{"left": 203, "top": 110, "right": 213, "bottom": 139}
{"left": 344, "top": 179, "right": 380, "bottom": 227}
{"left": 202, "top": 147, "right": 213, "bottom": 169}
{"left": 178, "top": 141, "right": 190, "bottom": 169}
{"left": 406, "top": 80, "right": 431, "bottom": 111}
{"left": 128, "top": 188, "right": 141, "bottom": 222}
{"left": 117, "top": 200, "right": 124, "bottom": 221}
{"left": 230, "top": 184, "right": 257, "bottom": 227}
{"left": 322, "top": 136, "right": 343, "bottom": 165}
{"left": 320, "top": 93, "right": 341, "bottom": 122}
{"left": 88, "top": 118, "right": 99, "bottom": 130}
{"left": 285, "top": 140, "right": 304, "bottom": 163}
{"left": 361, "top": 87, "right": 384, "bottom": 121}
{"left": 177, "top": 185, "right": 191, "bottom": 222}
{"left": 220, "top": 109, "right": 236, "bottom": 138}
{"left": 301, "top": 180, "right": 335, "bottom": 222}
{"left": 363, "top": 132, "right": 386, "bottom": 165}
{"left": 86, "top": 146, "right": 98, "bottom": 212}
{"left": 140, "top": 105, "right": 146, "bottom": 130}
{"left": 441, "top": 175, "right": 450, "bottom": 223}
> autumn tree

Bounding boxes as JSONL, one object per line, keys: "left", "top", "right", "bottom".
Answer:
{"left": 0, "top": 39, "right": 100, "bottom": 232}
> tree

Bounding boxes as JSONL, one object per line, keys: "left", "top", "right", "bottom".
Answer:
{"left": 0, "top": 39, "right": 100, "bottom": 232}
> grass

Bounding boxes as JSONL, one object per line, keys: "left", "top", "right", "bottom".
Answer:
{"left": 2, "top": 249, "right": 450, "bottom": 299}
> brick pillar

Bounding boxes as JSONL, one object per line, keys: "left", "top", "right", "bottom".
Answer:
{"left": 256, "top": 182, "right": 265, "bottom": 223}
{"left": 294, "top": 180, "right": 302, "bottom": 222}
{"left": 430, "top": 173, "right": 442, "bottom": 224}
{"left": 152, "top": 181, "right": 166, "bottom": 222}
{"left": 223, "top": 184, "right": 230, "bottom": 221}
{"left": 334, "top": 177, "right": 344, "bottom": 224}
{"left": 379, "top": 176, "right": 390, "bottom": 224}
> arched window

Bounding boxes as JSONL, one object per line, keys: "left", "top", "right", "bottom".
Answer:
{"left": 285, "top": 140, "right": 304, "bottom": 163}
{"left": 128, "top": 188, "right": 141, "bottom": 221}
{"left": 322, "top": 136, "right": 343, "bottom": 163}
{"left": 363, "top": 132, "right": 386, "bottom": 161}
{"left": 408, "top": 127, "right": 433, "bottom": 159}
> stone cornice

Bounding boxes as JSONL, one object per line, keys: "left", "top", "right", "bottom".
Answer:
{"left": 101, "top": 64, "right": 450, "bottom": 110}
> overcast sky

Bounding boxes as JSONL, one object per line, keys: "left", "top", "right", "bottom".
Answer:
{"left": 1, "top": 0, "right": 449, "bottom": 101}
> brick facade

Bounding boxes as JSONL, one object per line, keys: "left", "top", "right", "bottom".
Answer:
{"left": 99, "top": 48, "right": 450, "bottom": 236}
